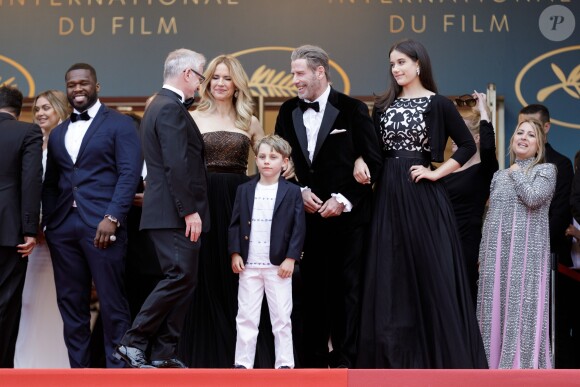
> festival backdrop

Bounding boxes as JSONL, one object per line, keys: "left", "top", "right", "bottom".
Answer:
{"left": 0, "top": 0, "right": 578, "bottom": 160}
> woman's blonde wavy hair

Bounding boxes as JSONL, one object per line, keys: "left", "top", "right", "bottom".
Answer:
{"left": 196, "top": 55, "right": 255, "bottom": 132}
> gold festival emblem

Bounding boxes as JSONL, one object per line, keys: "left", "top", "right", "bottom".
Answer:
{"left": 231, "top": 46, "right": 351, "bottom": 98}
{"left": 515, "top": 45, "right": 580, "bottom": 130}
{"left": 0, "top": 55, "right": 35, "bottom": 97}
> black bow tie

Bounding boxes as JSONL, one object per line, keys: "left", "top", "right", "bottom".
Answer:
{"left": 70, "top": 111, "right": 91, "bottom": 123}
{"left": 183, "top": 98, "right": 195, "bottom": 110}
{"left": 299, "top": 100, "right": 320, "bottom": 112}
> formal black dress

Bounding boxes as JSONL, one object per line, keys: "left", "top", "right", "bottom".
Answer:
{"left": 358, "top": 97, "right": 487, "bottom": 369}
{"left": 179, "top": 131, "right": 275, "bottom": 368}
{"left": 442, "top": 120, "right": 498, "bottom": 303}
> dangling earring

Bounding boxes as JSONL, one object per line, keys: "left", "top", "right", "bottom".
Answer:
{"left": 416, "top": 67, "right": 420, "bottom": 76}
{"left": 234, "top": 90, "right": 239, "bottom": 98}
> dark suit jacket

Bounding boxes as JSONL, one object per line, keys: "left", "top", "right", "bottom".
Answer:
{"left": 139, "top": 88, "right": 209, "bottom": 231}
{"left": 274, "top": 88, "right": 382, "bottom": 227}
{"left": 42, "top": 104, "right": 141, "bottom": 230}
{"left": 572, "top": 162, "right": 580, "bottom": 224}
{"left": 0, "top": 112, "right": 43, "bottom": 246}
{"left": 228, "top": 176, "right": 305, "bottom": 265}
{"left": 544, "top": 143, "right": 574, "bottom": 263}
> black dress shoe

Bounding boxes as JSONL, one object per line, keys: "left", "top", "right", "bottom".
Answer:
{"left": 151, "top": 358, "right": 188, "bottom": 368}
{"left": 113, "top": 345, "right": 155, "bottom": 368}
{"left": 277, "top": 366, "right": 291, "bottom": 369}
{"left": 233, "top": 364, "right": 247, "bottom": 369}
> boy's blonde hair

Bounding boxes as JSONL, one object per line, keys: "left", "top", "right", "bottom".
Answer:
{"left": 253, "top": 134, "right": 292, "bottom": 159}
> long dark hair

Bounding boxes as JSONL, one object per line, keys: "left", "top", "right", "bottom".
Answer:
{"left": 375, "top": 39, "right": 438, "bottom": 111}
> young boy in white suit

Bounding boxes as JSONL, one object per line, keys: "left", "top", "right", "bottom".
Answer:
{"left": 229, "top": 134, "right": 305, "bottom": 369}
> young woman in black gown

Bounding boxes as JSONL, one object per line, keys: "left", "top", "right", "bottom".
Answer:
{"left": 355, "top": 39, "right": 488, "bottom": 369}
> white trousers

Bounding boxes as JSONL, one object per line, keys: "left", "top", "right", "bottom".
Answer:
{"left": 234, "top": 266, "right": 294, "bottom": 369}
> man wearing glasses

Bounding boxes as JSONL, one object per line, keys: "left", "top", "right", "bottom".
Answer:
{"left": 115, "top": 49, "right": 210, "bottom": 368}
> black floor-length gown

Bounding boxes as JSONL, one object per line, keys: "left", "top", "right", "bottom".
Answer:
{"left": 357, "top": 97, "right": 487, "bottom": 369}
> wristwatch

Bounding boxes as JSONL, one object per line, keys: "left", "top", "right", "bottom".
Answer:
{"left": 104, "top": 214, "right": 120, "bottom": 227}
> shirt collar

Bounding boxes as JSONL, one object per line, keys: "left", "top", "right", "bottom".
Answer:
{"left": 162, "top": 84, "right": 185, "bottom": 102}
{"left": 306, "top": 84, "right": 331, "bottom": 112}
{"left": 73, "top": 99, "right": 101, "bottom": 118}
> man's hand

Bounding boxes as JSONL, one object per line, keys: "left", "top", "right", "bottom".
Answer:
{"left": 232, "top": 254, "right": 245, "bottom": 274}
{"left": 17, "top": 236, "right": 37, "bottom": 258}
{"left": 133, "top": 192, "right": 144, "bottom": 207}
{"left": 94, "top": 218, "right": 118, "bottom": 249}
{"left": 302, "top": 188, "right": 323, "bottom": 214}
{"left": 318, "top": 196, "right": 345, "bottom": 218}
{"left": 282, "top": 158, "right": 296, "bottom": 180}
{"left": 185, "top": 212, "right": 202, "bottom": 242}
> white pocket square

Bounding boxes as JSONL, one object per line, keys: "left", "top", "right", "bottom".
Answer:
{"left": 330, "top": 128, "right": 347, "bottom": 135}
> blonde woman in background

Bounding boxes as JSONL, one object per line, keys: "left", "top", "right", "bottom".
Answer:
{"left": 14, "top": 90, "right": 71, "bottom": 368}
{"left": 443, "top": 92, "right": 499, "bottom": 303}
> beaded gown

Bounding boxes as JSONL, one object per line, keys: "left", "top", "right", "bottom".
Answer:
{"left": 477, "top": 159, "right": 556, "bottom": 369}
{"left": 358, "top": 97, "right": 488, "bottom": 369}
{"left": 179, "top": 131, "right": 275, "bottom": 368}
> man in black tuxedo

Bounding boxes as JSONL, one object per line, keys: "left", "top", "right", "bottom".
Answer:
{"left": 116, "top": 49, "right": 210, "bottom": 368}
{"left": 43, "top": 63, "right": 142, "bottom": 368}
{"left": 275, "top": 45, "right": 382, "bottom": 368}
{"left": 519, "top": 104, "right": 575, "bottom": 368}
{"left": 0, "top": 86, "right": 43, "bottom": 368}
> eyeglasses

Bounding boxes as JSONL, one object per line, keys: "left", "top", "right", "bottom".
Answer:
{"left": 185, "top": 68, "right": 206, "bottom": 83}
{"left": 455, "top": 95, "right": 477, "bottom": 107}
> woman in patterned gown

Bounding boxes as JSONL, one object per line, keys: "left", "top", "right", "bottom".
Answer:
{"left": 477, "top": 119, "right": 556, "bottom": 369}
{"left": 178, "top": 55, "right": 267, "bottom": 368}
{"left": 356, "top": 39, "right": 488, "bottom": 368}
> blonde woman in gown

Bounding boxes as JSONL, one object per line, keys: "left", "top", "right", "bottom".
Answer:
{"left": 178, "top": 55, "right": 269, "bottom": 368}
{"left": 477, "top": 119, "right": 556, "bottom": 369}
{"left": 14, "top": 90, "right": 71, "bottom": 368}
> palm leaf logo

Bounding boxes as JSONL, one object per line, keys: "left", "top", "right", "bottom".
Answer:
{"left": 0, "top": 76, "right": 16, "bottom": 87}
{"left": 249, "top": 65, "right": 295, "bottom": 97}
{"left": 536, "top": 63, "right": 580, "bottom": 101}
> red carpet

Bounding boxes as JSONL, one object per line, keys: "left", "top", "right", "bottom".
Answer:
{"left": 2, "top": 368, "right": 579, "bottom": 387}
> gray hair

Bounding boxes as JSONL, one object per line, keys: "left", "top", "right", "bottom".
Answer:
{"left": 163, "top": 49, "right": 206, "bottom": 81}
{"left": 291, "top": 45, "right": 331, "bottom": 82}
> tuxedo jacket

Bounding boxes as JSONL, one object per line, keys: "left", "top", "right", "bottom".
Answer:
{"left": 275, "top": 87, "right": 382, "bottom": 227}
{"left": 545, "top": 143, "right": 574, "bottom": 261}
{"left": 139, "top": 88, "right": 209, "bottom": 231}
{"left": 228, "top": 176, "right": 305, "bottom": 265}
{"left": 42, "top": 104, "right": 141, "bottom": 230}
{"left": 0, "top": 113, "right": 43, "bottom": 246}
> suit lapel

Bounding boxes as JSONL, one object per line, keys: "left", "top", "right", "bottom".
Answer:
{"left": 273, "top": 179, "right": 289, "bottom": 214}
{"left": 76, "top": 104, "right": 106, "bottom": 162}
{"left": 246, "top": 177, "right": 258, "bottom": 219}
{"left": 313, "top": 88, "right": 339, "bottom": 162}
{"left": 291, "top": 105, "right": 311, "bottom": 167}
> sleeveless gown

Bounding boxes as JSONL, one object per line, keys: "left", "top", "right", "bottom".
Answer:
{"left": 179, "top": 131, "right": 275, "bottom": 368}
{"left": 358, "top": 97, "right": 488, "bottom": 368}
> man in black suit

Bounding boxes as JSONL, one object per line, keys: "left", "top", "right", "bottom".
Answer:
{"left": 0, "top": 85, "right": 43, "bottom": 367}
{"left": 519, "top": 104, "right": 575, "bottom": 368}
{"left": 115, "top": 48, "right": 210, "bottom": 368}
{"left": 275, "top": 45, "right": 382, "bottom": 368}
{"left": 43, "top": 63, "right": 142, "bottom": 368}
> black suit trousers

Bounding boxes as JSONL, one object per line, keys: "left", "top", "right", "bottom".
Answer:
{"left": 299, "top": 214, "right": 366, "bottom": 368}
{"left": 121, "top": 228, "right": 200, "bottom": 360}
{"left": 0, "top": 247, "right": 27, "bottom": 368}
